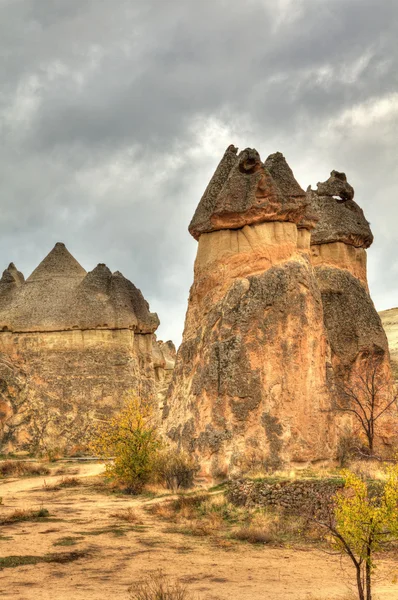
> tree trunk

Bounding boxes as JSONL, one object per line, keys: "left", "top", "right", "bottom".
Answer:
{"left": 366, "top": 547, "right": 372, "bottom": 600}
{"left": 356, "top": 565, "right": 365, "bottom": 600}
{"left": 367, "top": 429, "right": 374, "bottom": 454}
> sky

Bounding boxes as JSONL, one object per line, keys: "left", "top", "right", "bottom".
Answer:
{"left": 1, "top": 0, "right": 398, "bottom": 345}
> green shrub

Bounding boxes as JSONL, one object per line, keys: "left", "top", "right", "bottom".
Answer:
{"left": 91, "top": 396, "right": 161, "bottom": 494}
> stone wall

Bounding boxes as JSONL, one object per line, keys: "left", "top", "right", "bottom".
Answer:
{"left": 227, "top": 477, "right": 344, "bottom": 518}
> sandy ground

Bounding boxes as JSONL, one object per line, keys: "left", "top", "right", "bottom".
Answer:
{"left": 0, "top": 464, "right": 397, "bottom": 600}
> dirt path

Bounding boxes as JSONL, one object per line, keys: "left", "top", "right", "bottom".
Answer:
{"left": 0, "top": 467, "right": 397, "bottom": 600}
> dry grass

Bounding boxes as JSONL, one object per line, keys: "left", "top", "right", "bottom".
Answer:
{"left": 150, "top": 491, "right": 324, "bottom": 548}
{"left": 109, "top": 507, "right": 143, "bottom": 524}
{"left": 349, "top": 460, "right": 389, "bottom": 481}
{"left": 43, "top": 476, "right": 82, "bottom": 491}
{"left": 0, "top": 461, "right": 50, "bottom": 478}
{"left": 53, "top": 467, "right": 80, "bottom": 476}
{"left": 233, "top": 511, "right": 319, "bottom": 546}
{"left": 0, "top": 508, "right": 50, "bottom": 525}
{"left": 129, "top": 570, "right": 195, "bottom": 600}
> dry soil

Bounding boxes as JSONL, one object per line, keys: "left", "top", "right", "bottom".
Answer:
{"left": 0, "top": 463, "right": 397, "bottom": 600}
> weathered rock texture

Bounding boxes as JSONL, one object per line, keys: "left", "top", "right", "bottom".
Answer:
{"left": 164, "top": 149, "right": 397, "bottom": 478}
{"left": 0, "top": 243, "right": 173, "bottom": 453}
{"left": 164, "top": 148, "right": 337, "bottom": 478}
{"left": 308, "top": 174, "right": 393, "bottom": 394}
{"left": 308, "top": 173, "right": 396, "bottom": 451}
{"left": 379, "top": 308, "right": 398, "bottom": 380}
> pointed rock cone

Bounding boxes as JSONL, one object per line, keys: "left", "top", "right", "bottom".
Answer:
{"left": 27, "top": 242, "right": 86, "bottom": 282}
{"left": 163, "top": 146, "right": 336, "bottom": 479}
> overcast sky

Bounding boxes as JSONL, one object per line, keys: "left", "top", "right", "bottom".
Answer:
{"left": 1, "top": 0, "right": 397, "bottom": 345}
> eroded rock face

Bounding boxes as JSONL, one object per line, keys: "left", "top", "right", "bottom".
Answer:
{"left": 189, "top": 147, "right": 316, "bottom": 239}
{"left": 379, "top": 308, "right": 398, "bottom": 380}
{"left": 164, "top": 147, "right": 336, "bottom": 478}
{"left": 0, "top": 243, "right": 168, "bottom": 453}
{"left": 308, "top": 174, "right": 388, "bottom": 373}
{"left": 308, "top": 174, "right": 396, "bottom": 449}
{"left": 308, "top": 171, "right": 373, "bottom": 248}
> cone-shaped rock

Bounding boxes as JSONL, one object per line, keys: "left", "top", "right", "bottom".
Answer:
{"left": 0, "top": 245, "right": 158, "bottom": 334}
{"left": 27, "top": 242, "right": 87, "bottom": 282}
{"left": 163, "top": 146, "right": 335, "bottom": 478}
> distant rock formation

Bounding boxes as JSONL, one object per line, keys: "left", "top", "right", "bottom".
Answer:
{"left": 0, "top": 243, "right": 174, "bottom": 453}
{"left": 379, "top": 308, "right": 398, "bottom": 380}
{"left": 163, "top": 147, "right": 337, "bottom": 478}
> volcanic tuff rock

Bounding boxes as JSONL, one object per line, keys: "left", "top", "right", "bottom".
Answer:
{"left": 308, "top": 173, "right": 396, "bottom": 449}
{"left": 308, "top": 174, "right": 389, "bottom": 374}
{"left": 189, "top": 146, "right": 316, "bottom": 239}
{"left": 379, "top": 308, "right": 398, "bottom": 380}
{"left": 164, "top": 147, "right": 336, "bottom": 478}
{"left": 0, "top": 243, "right": 173, "bottom": 453}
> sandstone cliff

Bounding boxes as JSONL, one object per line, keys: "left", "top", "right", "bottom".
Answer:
{"left": 163, "top": 147, "right": 336, "bottom": 478}
{"left": 0, "top": 243, "right": 173, "bottom": 453}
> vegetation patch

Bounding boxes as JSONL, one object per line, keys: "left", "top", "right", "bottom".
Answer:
{"left": 109, "top": 507, "right": 143, "bottom": 523}
{"left": 0, "top": 508, "right": 50, "bottom": 525}
{"left": 0, "top": 461, "right": 50, "bottom": 478}
{"left": 129, "top": 570, "right": 194, "bottom": 600}
{"left": 53, "top": 536, "right": 83, "bottom": 547}
{"left": 77, "top": 526, "right": 129, "bottom": 537}
{"left": 43, "top": 477, "right": 82, "bottom": 491}
{"left": 150, "top": 490, "right": 324, "bottom": 548}
{"left": 0, "top": 550, "right": 89, "bottom": 570}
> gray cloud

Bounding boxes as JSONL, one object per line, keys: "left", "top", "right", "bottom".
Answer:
{"left": 1, "top": 0, "right": 397, "bottom": 343}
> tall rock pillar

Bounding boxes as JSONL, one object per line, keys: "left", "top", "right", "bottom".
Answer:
{"left": 308, "top": 172, "right": 396, "bottom": 449}
{"left": 163, "top": 146, "right": 336, "bottom": 478}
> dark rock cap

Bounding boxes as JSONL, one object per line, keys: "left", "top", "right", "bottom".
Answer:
{"left": 189, "top": 145, "right": 315, "bottom": 240}
{"left": 309, "top": 172, "right": 373, "bottom": 248}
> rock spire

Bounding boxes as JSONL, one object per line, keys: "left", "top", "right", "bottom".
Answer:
{"left": 163, "top": 145, "right": 336, "bottom": 478}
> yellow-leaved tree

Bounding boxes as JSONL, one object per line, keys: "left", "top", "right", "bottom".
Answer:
{"left": 317, "top": 465, "right": 398, "bottom": 600}
{"left": 91, "top": 396, "right": 162, "bottom": 493}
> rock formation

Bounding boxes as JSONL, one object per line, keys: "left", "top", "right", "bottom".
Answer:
{"left": 163, "top": 148, "right": 397, "bottom": 477}
{"left": 307, "top": 172, "right": 390, "bottom": 380}
{"left": 0, "top": 243, "right": 173, "bottom": 453}
{"left": 163, "top": 146, "right": 337, "bottom": 478}
{"left": 307, "top": 172, "right": 396, "bottom": 450}
{"left": 379, "top": 308, "right": 398, "bottom": 380}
